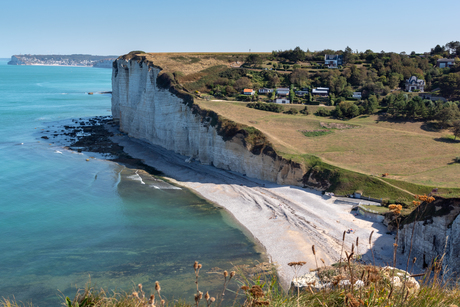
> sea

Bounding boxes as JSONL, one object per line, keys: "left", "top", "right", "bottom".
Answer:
{"left": 0, "top": 60, "right": 263, "bottom": 306}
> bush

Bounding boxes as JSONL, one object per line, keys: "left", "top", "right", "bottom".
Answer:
{"left": 247, "top": 102, "right": 284, "bottom": 113}
{"left": 299, "top": 106, "right": 310, "bottom": 115}
{"left": 315, "top": 107, "right": 331, "bottom": 117}
{"left": 284, "top": 108, "right": 299, "bottom": 115}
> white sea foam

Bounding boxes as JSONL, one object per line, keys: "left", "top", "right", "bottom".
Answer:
{"left": 127, "top": 170, "right": 145, "bottom": 184}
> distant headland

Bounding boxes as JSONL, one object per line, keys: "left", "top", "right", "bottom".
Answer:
{"left": 7, "top": 54, "right": 117, "bottom": 68}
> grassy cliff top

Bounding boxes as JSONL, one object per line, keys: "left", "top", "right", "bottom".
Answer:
{"left": 120, "top": 52, "right": 267, "bottom": 75}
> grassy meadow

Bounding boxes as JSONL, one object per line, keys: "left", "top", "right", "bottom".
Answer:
{"left": 195, "top": 99, "right": 460, "bottom": 194}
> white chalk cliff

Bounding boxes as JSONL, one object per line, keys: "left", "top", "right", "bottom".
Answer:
{"left": 397, "top": 198, "right": 460, "bottom": 274}
{"left": 111, "top": 57, "right": 309, "bottom": 186}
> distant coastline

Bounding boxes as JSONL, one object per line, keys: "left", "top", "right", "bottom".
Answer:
{"left": 8, "top": 54, "right": 117, "bottom": 68}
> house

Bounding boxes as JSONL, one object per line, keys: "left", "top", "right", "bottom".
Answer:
{"left": 419, "top": 93, "right": 447, "bottom": 102}
{"left": 436, "top": 58, "right": 455, "bottom": 68}
{"left": 295, "top": 90, "right": 309, "bottom": 97}
{"left": 243, "top": 89, "right": 255, "bottom": 95}
{"left": 324, "top": 54, "right": 343, "bottom": 68}
{"left": 353, "top": 92, "right": 362, "bottom": 99}
{"left": 405, "top": 76, "right": 425, "bottom": 92}
{"left": 276, "top": 88, "right": 290, "bottom": 96}
{"left": 312, "top": 87, "right": 329, "bottom": 96}
{"left": 275, "top": 98, "right": 290, "bottom": 104}
{"left": 258, "top": 88, "right": 273, "bottom": 94}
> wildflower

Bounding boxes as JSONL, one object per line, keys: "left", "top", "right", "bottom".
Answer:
{"left": 249, "top": 285, "right": 264, "bottom": 298}
{"left": 155, "top": 281, "right": 161, "bottom": 292}
{"left": 345, "top": 293, "right": 360, "bottom": 307}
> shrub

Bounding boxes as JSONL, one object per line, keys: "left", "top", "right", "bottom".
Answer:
{"left": 284, "top": 108, "right": 299, "bottom": 115}
{"left": 299, "top": 106, "right": 310, "bottom": 115}
{"left": 315, "top": 107, "right": 331, "bottom": 117}
{"left": 247, "top": 102, "right": 284, "bottom": 113}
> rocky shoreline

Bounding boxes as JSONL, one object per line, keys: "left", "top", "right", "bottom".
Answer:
{"left": 39, "top": 116, "right": 401, "bottom": 289}
{"left": 39, "top": 115, "right": 162, "bottom": 175}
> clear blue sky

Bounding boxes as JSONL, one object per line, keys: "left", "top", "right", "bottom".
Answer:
{"left": 1, "top": 0, "right": 459, "bottom": 58}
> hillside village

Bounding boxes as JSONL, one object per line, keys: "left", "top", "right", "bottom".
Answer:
{"left": 176, "top": 44, "right": 459, "bottom": 124}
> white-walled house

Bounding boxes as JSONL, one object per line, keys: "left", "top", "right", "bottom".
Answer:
{"left": 295, "top": 90, "right": 309, "bottom": 97}
{"left": 405, "top": 76, "right": 425, "bottom": 92}
{"left": 243, "top": 89, "right": 255, "bottom": 95}
{"left": 312, "top": 87, "right": 329, "bottom": 96}
{"left": 275, "top": 98, "right": 290, "bottom": 104}
{"left": 276, "top": 88, "right": 290, "bottom": 96}
{"left": 324, "top": 55, "right": 343, "bottom": 68}
{"left": 353, "top": 92, "right": 362, "bottom": 99}
{"left": 258, "top": 88, "right": 273, "bottom": 94}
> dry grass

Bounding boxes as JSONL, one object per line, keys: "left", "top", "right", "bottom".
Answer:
{"left": 195, "top": 100, "right": 460, "bottom": 190}
{"left": 126, "top": 52, "right": 263, "bottom": 76}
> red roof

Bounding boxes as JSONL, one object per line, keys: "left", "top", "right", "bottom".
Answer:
{"left": 243, "top": 89, "right": 254, "bottom": 93}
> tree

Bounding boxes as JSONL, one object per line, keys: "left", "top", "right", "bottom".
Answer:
{"left": 234, "top": 77, "right": 253, "bottom": 91}
{"left": 446, "top": 41, "right": 460, "bottom": 56}
{"left": 292, "top": 47, "right": 306, "bottom": 62}
{"left": 451, "top": 120, "right": 460, "bottom": 139}
{"left": 343, "top": 46, "right": 354, "bottom": 64}
{"left": 431, "top": 44, "right": 444, "bottom": 55}
{"left": 245, "top": 54, "right": 263, "bottom": 65}
{"left": 439, "top": 72, "right": 460, "bottom": 99}
{"left": 437, "top": 104, "right": 460, "bottom": 128}
{"left": 290, "top": 69, "right": 309, "bottom": 87}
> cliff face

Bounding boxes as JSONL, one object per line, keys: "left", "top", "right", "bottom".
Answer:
{"left": 111, "top": 57, "right": 320, "bottom": 187}
{"left": 397, "top": 198, "right": 460, "bottom": 273}
{"left": 8, "top": 56, "right": 25, "bottom": 65}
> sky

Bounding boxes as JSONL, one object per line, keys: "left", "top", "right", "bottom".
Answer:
{"left": 1, "top": 0, "right": 459, "bottom": 58}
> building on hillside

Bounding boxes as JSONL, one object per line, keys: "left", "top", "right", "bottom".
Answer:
{"left": 276, "top": 88, "right": 290, "bottom": 96}
{"left": 312, "top": 87, "right": 329, "bottom": 96}
{"left": 243, "top": 89, "right": 255, "bottom": 95}
{"left": 295, "top": 90, "right": 309, "bottom": 97}
{"left": 419, "top": 93, "right": 447, "bottom": 102}
{"left": 324, "top": 54, "right": 343, "bottom": 68}
{"left": 275, "top": 98, "right": 290, "bottom": 104}
{"left": 258, "top": 88, "right": 273, "bottom": 94}
{"left": 436, "top": 58, "right": 455, "bottom": 68}
{"left": 353, "top": 92, "right": 362, "bottom": 99}
{"left": 405, "top": 76, "right": 425, "bottom": 92}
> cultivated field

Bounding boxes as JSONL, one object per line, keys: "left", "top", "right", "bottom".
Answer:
{"left": 195, "top": 100, "right": 460, "bottom": 189}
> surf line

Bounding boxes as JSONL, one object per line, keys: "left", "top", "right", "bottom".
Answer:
{"left": 135, "top": 170, "right": 146, "bottom": 185}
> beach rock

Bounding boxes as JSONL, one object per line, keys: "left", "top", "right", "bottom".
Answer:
{"left": 381, "top": 266, "right": 420, "bottom": 293}
{"left": 291, "top": 271, "right": 365, "bottom": 291}
{"left": 291, "top": 272, "right": 322, "bottom": 290}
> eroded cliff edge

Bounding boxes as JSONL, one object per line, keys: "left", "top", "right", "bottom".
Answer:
{"left": 397, "top": 197, "right": 460, "bottom": 274}
{"left": 111, "top": 55, "right": 330, "bottom": 189}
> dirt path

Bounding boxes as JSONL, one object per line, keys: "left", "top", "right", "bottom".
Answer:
{"left": 373, "top": 176, "right": 415, "bottom": 196}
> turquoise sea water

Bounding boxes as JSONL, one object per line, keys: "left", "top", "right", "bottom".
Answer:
{"left": 0, "top": 61, "right": 262, "bottom": 306}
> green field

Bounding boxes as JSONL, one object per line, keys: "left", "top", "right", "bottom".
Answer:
{"left": 195, "top": 99, "right": 460, "bottom": 198}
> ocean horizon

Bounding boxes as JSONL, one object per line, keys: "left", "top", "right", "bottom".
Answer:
{"left": 0, "top": 60, "right": 263, "bottom": 306}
